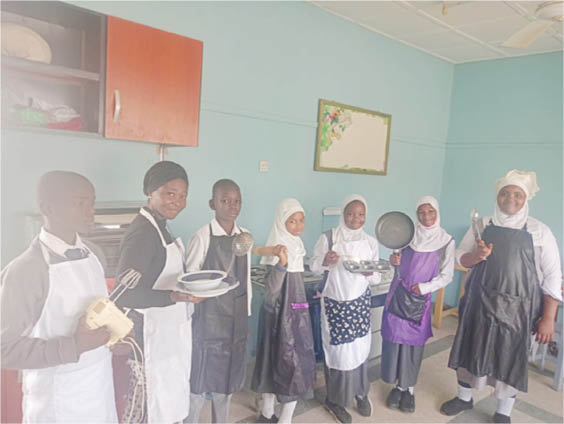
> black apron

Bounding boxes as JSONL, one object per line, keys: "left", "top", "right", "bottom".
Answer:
{"left": 448, "top": 222, "right": 543, "bottom": 392}
{"left": 252, "top": 271, "right": 316, "bottom": 398}
{"left": 271, "top": 272, "right": 316, "bottom": 396}
{"left": 190, "top": 225, "right": 249, "bottom": 394}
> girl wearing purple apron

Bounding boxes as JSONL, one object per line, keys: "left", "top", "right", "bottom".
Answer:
{"left": 441, "top": 170, "right": 562, "bottom": 424}
{"left": 381, "top": 196, "right": 455, "bottom": 413}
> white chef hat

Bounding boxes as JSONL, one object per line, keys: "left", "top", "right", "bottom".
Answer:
{"left": 495, "top": 169, "right": 539, "bottom": 200}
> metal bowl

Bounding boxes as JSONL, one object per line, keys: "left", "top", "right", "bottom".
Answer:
{"left": 177, "top": 270, "right": 227, "bottom": 292}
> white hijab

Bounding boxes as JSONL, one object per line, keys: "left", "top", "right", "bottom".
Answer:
{"left": 492, "top": 169, "right": 538, "bottom": 229}
{"left": 409, "top": 196, "right": 451, "bottom": 252}
{"left": 261, "top": 198, "right": 306, "bottom": 272}
{"left": 333, "top": 194, "right": 369, "bottom": 244}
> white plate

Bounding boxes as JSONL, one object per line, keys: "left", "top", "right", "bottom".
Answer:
{"left": 176, "top": 280, "right": 240, "bottom": 298}
{"left": 177, "top": 270, "right": 227, "bottom": 291}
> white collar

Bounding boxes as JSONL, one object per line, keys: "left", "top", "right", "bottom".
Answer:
{"left": 39, "top": 227, "right": 87, "bottom": 258}
{"left": 211, "top": 218, "right": 242, "bottom": 237}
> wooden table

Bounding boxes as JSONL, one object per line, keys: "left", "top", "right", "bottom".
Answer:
{"left": 432, "top": 265, "right": 468, "bottom": 328}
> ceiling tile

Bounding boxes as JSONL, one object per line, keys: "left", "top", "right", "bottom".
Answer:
{"left": 317, "top": 1, "right": 439, "bottom": 36}
{"left": 433, "top": 43, "right": 502, "bottom": 62}
{"left": 511, "top": 1, "right": 546, "bottom": 15}
{"left": 499, "top": 34, "right": 563, "bottom": 52}
{"left": 459, "top": 15, "right": 532, "bottom": 43}
{"left": 551, "top": 22, "right": 563, "bottom": 36}
{"left": 311, "top": 0, "right": 564, "bottom": 63}
{"left": 401, "top": 29, "right": 477, "bottom": 49}
{"left": 408, "top": 1, "right": 517, "bottom": 27}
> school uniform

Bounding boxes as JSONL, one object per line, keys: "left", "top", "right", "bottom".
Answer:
{"left": 184, "top": 219, "right": 251, "bottom": 423}
{"left": 116, "top": 207, "right": 191, "bottom": 423}
{"left": 251, "top": 264, "right": 316, "bottom": 402}
{"left": 381, "top": 196, "right": 454, "bottom": 392}
{"left": 449, "top": 215, "right": 562, "bottom": 397}
{"left": 252, "top": 198, "right": 315, "bottom": 424}
{"left": 310, "top": 194, "right": 380, "bottom": 408}
{"left": 442, "top": 170, "right": 563, "bottom": 422}
{"left": 1, "top": 229, "right": 117, "bottom": 423}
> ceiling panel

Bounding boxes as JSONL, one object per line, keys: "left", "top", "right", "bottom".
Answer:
{"left": 401, "top": 29, "right": 477, "bottom": 49}
{"left": 552, "top": 22, "right": 564, "bottom": 36}
{"left": 416, "top": 1, "right": 516, "bottom": 27}
{"left": 311, "top": 0, "right": 564, "bottom": 63}
{"left": 514, "top": 34, "right": 564, "bottom": 51}
{"left": 317, "top": 1, "right": 439, "bottom": 36}
{"left": 459, "top": 15, "right": 532, "bottom": 42}
{"left": 433, "top": 43, "right": 501, "bottom": 62}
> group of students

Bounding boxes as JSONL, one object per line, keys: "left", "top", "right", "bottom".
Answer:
{"left": 1, "top": 162, "right": 562, "bottom": 424}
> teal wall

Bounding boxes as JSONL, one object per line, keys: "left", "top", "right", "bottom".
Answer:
{"left": 3, "top": 3, "right": 561, "bottom": 304}
{"left": 1, "top": 1, "right": 454, "bottom": 266}
{"left": 440, "top": 52, "right": 563, "bottom": 306}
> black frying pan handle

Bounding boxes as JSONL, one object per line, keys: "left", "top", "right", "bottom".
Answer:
{"left": 392, "top": 248, "right": 401, "bottom": 279}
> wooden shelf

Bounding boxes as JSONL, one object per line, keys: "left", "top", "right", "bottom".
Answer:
{"left": 2, "top": 55, "right": 100, "bottom": 82}
{"left": 432, "top": 265, "right": 468, "bottom": 329}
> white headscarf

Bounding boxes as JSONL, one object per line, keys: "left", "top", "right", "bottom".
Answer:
{"left": 260, "top": 198, "right": 306, "bottom": 272}
{"left": 333, "top": 194, "right": 369, "bottom": 244}
{"left": 409, "top": 195, "right": 452, "bottom": 252}
{"left": 492, "top": 169, "right": 538, "bottom": 229}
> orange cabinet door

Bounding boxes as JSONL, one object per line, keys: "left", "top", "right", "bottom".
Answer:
{"left": 105, "top": 17, "right": 202, "bottom": 146}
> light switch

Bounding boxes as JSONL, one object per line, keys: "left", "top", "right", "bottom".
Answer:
{"left": 259, "top": 160, "right": 269, "bottom": 172}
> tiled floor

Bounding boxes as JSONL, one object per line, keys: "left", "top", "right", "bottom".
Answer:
{"left": 195, "top": 317, "right": 563, "bottom": 423}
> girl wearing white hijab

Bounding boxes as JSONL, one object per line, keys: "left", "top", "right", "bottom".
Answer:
{"left": 381, "top": 196, "right": 455, "bottom": 414}
{"left": 251, "top": 199, "right": 316, "bottom": 424}
{"left": 442, "top": 170, "right": 562, "bottom": 424}
{"left": 310, "top": 194, "right": 380, "bottom": 423}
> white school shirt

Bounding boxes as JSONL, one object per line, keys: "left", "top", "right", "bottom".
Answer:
{"left": 185, "top": 219, "right": 252, "bottom": 314}
{"left": 39, "top": 228, "right": 89, "bottom": 257}
{"left": 416, "top": 239, "right": 456, "bottom": 295}
{"left": 309, "top": 230, "right": 381, "bottom": 287}
{"left": 456, "top": 216, "right": 563, "bottom": 301}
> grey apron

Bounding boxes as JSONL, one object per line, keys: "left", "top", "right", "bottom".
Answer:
{"left": 190, "top": 225, "right": 249, "bottom": 394}
{"left": 448, "top": 222, "right": 543, "bottom": 392}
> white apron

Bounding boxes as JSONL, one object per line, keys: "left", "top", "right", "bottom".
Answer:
{"left": 138, "top": 208, "right": 191, "bottom": 423}
{"left": 22, "top": 244, "right": 117, "bottom": 423}
{"left": 321, "top": 239, "right": 372, "bottom": 371}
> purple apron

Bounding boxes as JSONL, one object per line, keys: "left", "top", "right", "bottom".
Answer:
{"left": 381, "top": 247, "right": 439, "bottom": 346}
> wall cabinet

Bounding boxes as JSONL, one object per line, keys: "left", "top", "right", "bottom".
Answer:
{"left": 1, "top": 2, "right": 203, "bottom": 146}
{"left": 105, "top": 17, "right": 202, "bottom": 146}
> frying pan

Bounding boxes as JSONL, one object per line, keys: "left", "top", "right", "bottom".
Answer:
{"left": 375, "top": 211, "right": 415, "bottom": 252}
{"left": 375, "top": 211, "right": 415, "bottom": 278}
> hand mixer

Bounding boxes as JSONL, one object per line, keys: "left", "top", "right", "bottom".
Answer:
{"left": 85, "top": 269, "right": 146, "bottom": 422}
{"left": 85, "top": 268, "right": 141, "bottom": 346}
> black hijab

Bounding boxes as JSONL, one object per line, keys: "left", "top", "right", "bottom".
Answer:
{"left": 143, "top": 161, "right": 188, "bottom": 195}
